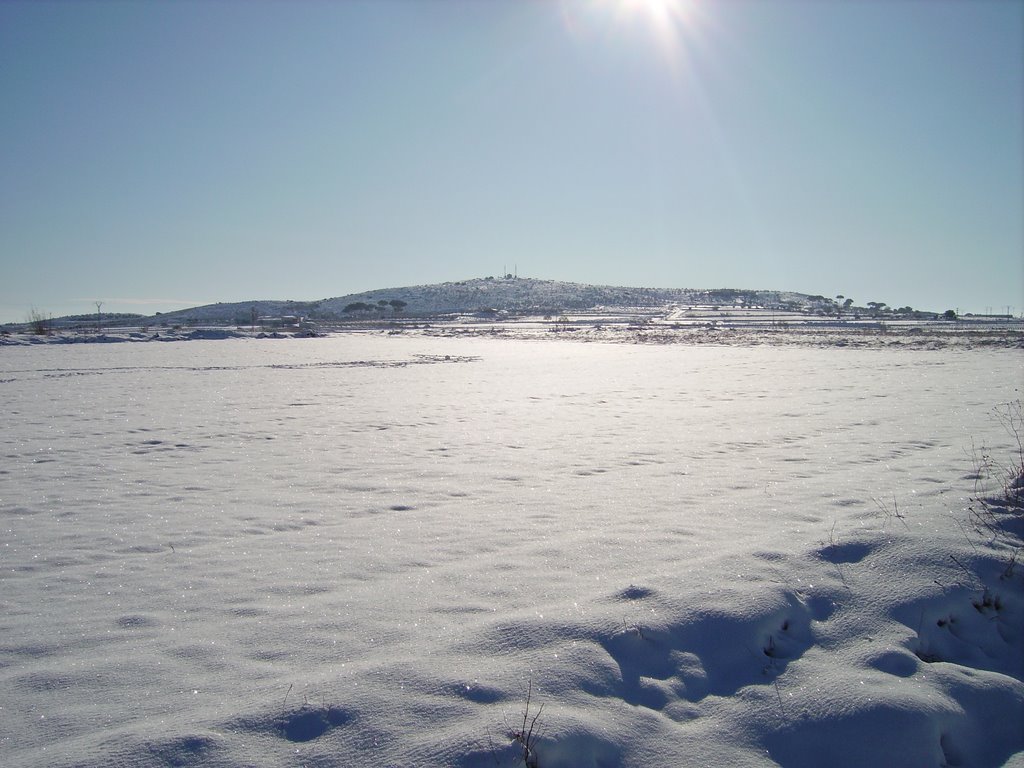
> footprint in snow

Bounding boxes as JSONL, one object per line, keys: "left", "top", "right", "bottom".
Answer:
{"left": 279, "top": 707, "right": 350, "bottom": 742}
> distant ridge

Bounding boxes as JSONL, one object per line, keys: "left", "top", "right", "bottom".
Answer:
{"left": 121, "top": 278, "right": 819, "bottom": 326}
{"left": 9, "top": 278, "right": 940, "bottom": 331}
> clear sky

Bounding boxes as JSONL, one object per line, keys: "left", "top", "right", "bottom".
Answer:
{"left": 1, "top": 0, "right": 1021, "bottom": 322}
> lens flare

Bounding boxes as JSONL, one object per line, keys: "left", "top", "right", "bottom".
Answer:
{"left": 621, "top": 0, "right": 693, "bottom": 33}
{"left": 608, "top": 0, "right": 698, "bottom": 62}
{"left": 623, "top": 0, "right": 687, "bottom": 24}
{"left": 559, "top": 0, "right": 707, "bottom": 73}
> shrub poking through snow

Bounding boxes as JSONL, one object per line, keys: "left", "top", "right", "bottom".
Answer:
{"left": 507, "top": 680, "right": 544, "bottom": 768}
{"left": 912, "top": 402, "right": 1024, "bottom": 674}
{"left": 967, "top": 400, "right": 1024, "bottom": 546}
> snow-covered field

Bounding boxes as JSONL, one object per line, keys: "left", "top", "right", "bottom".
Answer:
{"left": 2, "top": 335, "right": 1022, "bottom": 767}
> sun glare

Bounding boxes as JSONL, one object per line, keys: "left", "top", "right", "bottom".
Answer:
{"left": 560, "top": 0, "right": 705, "bottom": 70}
{"left": 606, "top": 0, "right": 698, "bottom": 59}
{"left": 623, "top": 0, "right": 683, "bottom": 23}
{"left": 621, "top": 0, "right": 693, "bottom": 30}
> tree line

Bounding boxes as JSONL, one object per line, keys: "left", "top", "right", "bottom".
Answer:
{"left": 343, "top": 299, "right": 408, "bottom": 316}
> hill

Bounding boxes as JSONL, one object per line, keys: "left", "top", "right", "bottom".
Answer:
{"left": 4, "top": 278, "right": 942, "bottom": 332}
{"left": 123, "top": 278, "right": 821, "bottom": 326}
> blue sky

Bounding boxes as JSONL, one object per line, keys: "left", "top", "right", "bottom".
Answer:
{"left": 1, "top": 0, "right": 1021, "bottom": 322}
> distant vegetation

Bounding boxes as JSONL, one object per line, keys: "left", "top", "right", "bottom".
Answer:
{"left": 343, "top": 300, "right": 407, "bottom": 315}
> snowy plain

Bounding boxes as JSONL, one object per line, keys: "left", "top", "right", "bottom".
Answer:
{"left": 1, "top": 334, "right": 1022, "bottom": 767}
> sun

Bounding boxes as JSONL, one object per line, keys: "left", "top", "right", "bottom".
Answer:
{"left": 622, "top": 0, "right": 684, "bottom": 23}
{"left": 560, "top": 0, "right": 703, "bottom": 66}
{"left": 618, "top": 0, "right": 694, "bottom": 30}
{"left": 607, "top": 0, "right": 698, "bottom": 57}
